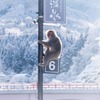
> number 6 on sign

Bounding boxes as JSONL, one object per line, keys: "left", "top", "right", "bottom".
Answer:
{"left": 49, "top": 61, "right": 56, "bottom": 70}
{"left": 44, "top": 59, "right": 60, "bottom": 74}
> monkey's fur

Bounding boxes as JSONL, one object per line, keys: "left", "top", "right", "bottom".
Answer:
{"left": 38, "top": 30, "right": 62, "bottom": 67}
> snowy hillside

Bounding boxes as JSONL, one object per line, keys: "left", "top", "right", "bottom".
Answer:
{"left": 66, "top": 0, "right": 100, "bottom": 21}
{"left": 74, "top": 21, "right": 100, "bottom": 83}
{"left": 0, "top": 0, "right": 100, "bottom": 83}
{"left": 0, "top": 0, "right": 37, "bottom": 19}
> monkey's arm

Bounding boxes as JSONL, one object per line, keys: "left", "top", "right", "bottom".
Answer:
{"left": 38, "top": 40, "right": 51, "bottom": 47}
{"left": 38, "top": 40, "right": 43, "bottom": 44}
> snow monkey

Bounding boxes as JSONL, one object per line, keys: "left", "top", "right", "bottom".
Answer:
{"left": 38, "top": 30, "right": 62, "bottom": 67}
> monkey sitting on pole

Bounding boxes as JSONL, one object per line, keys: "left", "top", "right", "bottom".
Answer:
{"left": 38, "top": 30, "right": 62, "bottom": 67}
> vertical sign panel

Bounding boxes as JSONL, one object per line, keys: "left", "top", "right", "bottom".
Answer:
{"left": 44, "top": 0, "right": 66, "bottom": 23}
{"left": 44, "top": 59, "right": 60, "bottom": 74}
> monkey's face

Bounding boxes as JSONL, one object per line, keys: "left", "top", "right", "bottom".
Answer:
{"left": 47, "top": 31, "right": 54, "bottom": 39}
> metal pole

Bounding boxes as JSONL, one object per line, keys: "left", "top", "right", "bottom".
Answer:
{"left": 38, "top": 0, "right": 44, "bottom": 100}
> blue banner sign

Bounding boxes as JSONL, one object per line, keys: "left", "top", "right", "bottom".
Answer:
{"left": 44, "top": 0, "right": 66, "bottom": 23}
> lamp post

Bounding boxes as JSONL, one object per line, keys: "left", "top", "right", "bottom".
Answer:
{"left": 38, "top": 0, "right": 44, "bottom": 100}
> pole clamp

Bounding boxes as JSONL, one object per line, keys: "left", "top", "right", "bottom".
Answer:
{"left": 38, "top": 16, "right": 43, "bottom": 18}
